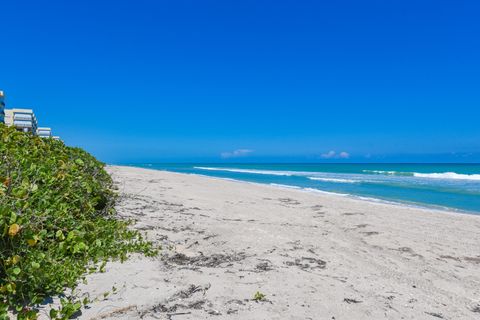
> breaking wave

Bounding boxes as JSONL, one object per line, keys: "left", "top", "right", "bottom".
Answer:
{"left": 194, "top": 167, "right": 295, "bottom": 176}
{"left": 362, "top": 169, "right": 480, "bottom": 181}
{"left": 308, "top": 177, "right": 358, "bottom": 184}
{"left": 413, "top": 172, "right": 480, "bottom": 181}
{"left": 362, "top": 170, "right": 412, "bottom": 176}
{"left": 195, "top": 167, "right": 480, "bottom": 182}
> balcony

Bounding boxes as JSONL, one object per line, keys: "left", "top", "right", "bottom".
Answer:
{"left": 14, "top": 114, "right": 33, "bottom": 121}
{"left": 13, "top": 120, "right": 33, "bottom": 128}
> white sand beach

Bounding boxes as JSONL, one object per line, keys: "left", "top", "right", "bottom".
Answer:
{"left": 62, "top": 166, "right": 480, "bottom": 319}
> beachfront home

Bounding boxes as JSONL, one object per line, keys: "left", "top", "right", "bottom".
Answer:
{"left": 5, "top": 108, "right": 38, "bottom": 133}
{"left": 37, "top": 127, "right": 52, "bottom": 138}
{"left": 0, "top": 91, "right": 5, "bottom": 124}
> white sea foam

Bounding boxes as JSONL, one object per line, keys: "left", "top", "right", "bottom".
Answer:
{"left": 362, "top": 170, "right": 410, "bottom": 176}
{"left": 413, "top": 172, "right": 480, "bottom": 181}
{"left": 269, "top": 183, "right": 302, "bottom": 189}
{"left": 195, "top": 166, "right": 377, "bottom": 183}
{"left": 194, "top": 166, "right": 480, "bottom": 182}
{"left": 194, "top": 167, "right": 295, "bottom": 176}
{"left": 362, "top": 169, "right": 480, "bottom": 181}
{"left": 195, "top": 167, "right": 360, "bottom": 180}
{"left": 308, "top": 177, "right": 358, "bottom": 184}
{"left": 304, "top": 188, "right": 448, "bottom": 211}
{"left": 303, "top": 188, "right": 350, "bottom": 197}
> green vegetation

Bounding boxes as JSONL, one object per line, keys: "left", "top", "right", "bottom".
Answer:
{"left": 0, "top": 125, "right": 155, "bottom": 319}
{"left": 253, "top": 291, "right": 266, "bottom": 302}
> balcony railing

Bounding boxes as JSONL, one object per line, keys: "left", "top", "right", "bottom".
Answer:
{"left": 14, "top": 114, "right": 33, "bottom": 121}
{"left": 13, "top": 120, "right": 33, "bottom": 128}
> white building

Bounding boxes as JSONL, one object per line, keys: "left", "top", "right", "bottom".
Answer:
{"left": 37, "top": 127, "right": 52, "bottom": 138}
{"left": 4, "top": 108, "right": 38, "bottom": 133}
{"left": 1, "top": 95, "right": 61, "bottom": 139}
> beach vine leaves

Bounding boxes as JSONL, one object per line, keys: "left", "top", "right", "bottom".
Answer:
{"left": 0, "top": 124, "right": 157, "bottom": 319}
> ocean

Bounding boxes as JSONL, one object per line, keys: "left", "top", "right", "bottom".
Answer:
{"left": 128, "top": 163, "right": 480, "bottom": 214}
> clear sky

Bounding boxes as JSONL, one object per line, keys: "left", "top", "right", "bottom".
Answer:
{"left": 1, "top": 0, "right": 479, "bottom": 163}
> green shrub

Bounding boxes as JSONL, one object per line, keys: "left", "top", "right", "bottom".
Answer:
{"left": 253, "top": 291, "right": 266, "bottom": 302}
{"left": 0, "top": 124, "right": 155, "bottom": 319}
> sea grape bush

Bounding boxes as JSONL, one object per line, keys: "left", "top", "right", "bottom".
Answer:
{"left": 0, "top": 125, "right": 155, "bottom": 319}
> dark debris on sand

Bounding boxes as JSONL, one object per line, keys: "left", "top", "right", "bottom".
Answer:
{"left": 285, "top": 257, "right": 327, "bottom": 270}
{"left": 165, "top": 252, "right": 247, "bottom": 268}
{"left": 343, "top": 298, "right": 362, "bottom": 304}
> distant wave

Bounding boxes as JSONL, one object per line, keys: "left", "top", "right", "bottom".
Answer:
{"left": 308, "top": 177, "right": 358, "bottom": 184}
{"left": 362, "top": 169, "right": 480, "bottom": 181}
{"left": 196, "top": 166, "right": 372, "bottom": 184}
{"left": 362, "top": 170, "right": 412, "bottom": 176}
{"left": 196, "top": 167, "right": 364, "bottom": 182}
{"left": 195, "top": 167, "right": 480, "bottom": 182}
{"left": 194, "top": 167, "right": 295, "bottom": 176}
{"left": 413, "top": 172, "right": 480, "bottom": 181}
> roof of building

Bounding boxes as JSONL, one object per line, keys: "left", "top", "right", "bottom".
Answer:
{"left": 10, "top": 108, "right": 34, "bottom": 113}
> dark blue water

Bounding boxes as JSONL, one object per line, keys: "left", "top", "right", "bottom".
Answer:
{"left": 126, "top": 163, "right": 480, "bottom": 214}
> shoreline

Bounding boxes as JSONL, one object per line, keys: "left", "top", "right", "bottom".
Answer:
{"left": 71, "top": 165, "right": 480, "bottom": 319}
{"left": 120, "top": 164, "right": 480, "bottom": 217}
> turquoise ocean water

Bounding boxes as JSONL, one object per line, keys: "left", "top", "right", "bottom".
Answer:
{"left": 128, "top": 163, "right": 480, "bottom": 214}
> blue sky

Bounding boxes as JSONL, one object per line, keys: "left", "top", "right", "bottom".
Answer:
{"left": 1, "top": 0, "right": 479, "bottom": 163}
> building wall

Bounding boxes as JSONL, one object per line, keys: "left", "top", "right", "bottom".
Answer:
{"left": 4, "top": 109, "right": 13, "bottom": 126}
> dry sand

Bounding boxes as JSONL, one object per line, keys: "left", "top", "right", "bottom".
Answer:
{"left": 49, "top": 166, "right": 480, "bottom": 319}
